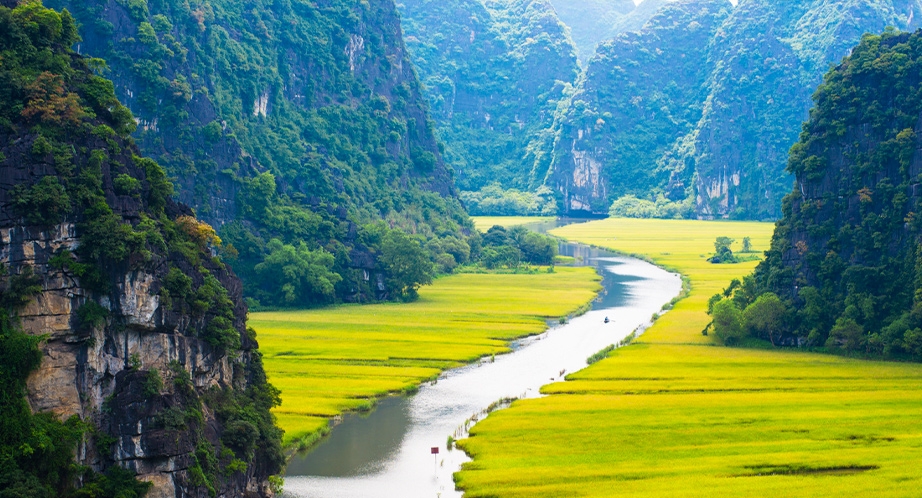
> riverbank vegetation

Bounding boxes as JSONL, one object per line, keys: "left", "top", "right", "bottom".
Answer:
{"left": 253, "top": 266, "right": 601, "bottom": 448}
{"left": 455, "top": 218, "right": 922, "bottom": 497}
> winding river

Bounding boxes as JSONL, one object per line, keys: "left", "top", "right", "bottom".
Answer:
{"left": 282, "top": 220, "right": 682, "bottom": 498}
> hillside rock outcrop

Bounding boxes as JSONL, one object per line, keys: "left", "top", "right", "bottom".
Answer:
{"left": 0, "top": 3, "right": 282, "bottom": 495}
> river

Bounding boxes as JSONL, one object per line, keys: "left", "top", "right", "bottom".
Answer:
{"left": 282, "top": 220, "right": 682, "bottom": 498}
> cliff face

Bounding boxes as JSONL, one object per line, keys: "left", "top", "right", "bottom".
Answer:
{"left": 751, "top": 29, "right": 922, "bottom": 355}
{"left": 552, "top": 0, "right": 922, "bottom": 219}
{"left": 691, "top": 0, "right": 922, "bottom": 220}
{"left": 47, "top": 0, "right": 470, "bottom": 305}
{"left": 551, "top": 0, "right": 731, "bottom": 215}
{"left": 0, "top": 3, "right": 281, "bottom": 495}
{"left": 399, "top": 0, "right": 579, "bottom": 213}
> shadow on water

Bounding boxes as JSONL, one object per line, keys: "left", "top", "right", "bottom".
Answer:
{"left": 285, "top": 396, "right": 411, "bottom": 477}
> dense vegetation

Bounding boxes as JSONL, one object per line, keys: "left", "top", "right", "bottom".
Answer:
{"left": 546, "top": 0, "right": 634, "bottom": 64}
{"left": 399, "top": 0, "right": 579, "bottom": 214}
{"left": 553, "top": 0, "right": 922, "bottom": 219}
{"left": 554, "top": 0, "right": 730, "bottom": 215}
{"left": 710, "top": 30, "right": 922, "bottom": 361}
{"left": 47, "top": 0, "right": 471, "bottom": 308}
{"left": 0, "top": 1, "right": 282, "bottom": 493}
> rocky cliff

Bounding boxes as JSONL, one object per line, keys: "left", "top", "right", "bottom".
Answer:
{"left": 553, "top": 0, "right": 922, "bottom": 219}
{"left": 0, "top": 2, "right": 281, "bottom": 495}
{"left": 46, "top": 0, "right": 470, "bottom": 306}
{"left": 399, "top": 0, "right": 579, "bottom": 214}
{"left": 744, "top": 29, "right": 922, "bottom": 357}
{"left": 551, "top": 0, "right": 731, "bottom": 215}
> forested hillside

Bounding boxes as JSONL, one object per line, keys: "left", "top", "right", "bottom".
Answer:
{"left": 47, "top": 0, "right": 471, "bottom": 307}
{"left": 547, "top": 0, "right": 634, "bottom": 64}
{"left": 553, "top": 0, "right": 922, "bottom": 219}
{"left": 0, "top": 2, "right": 281, "bottom": 495}
{"left": 399, "top": 0, "right": 579, "bottom": 216}
{"left": 711, "top": 29, "right": 922, "bottom": 361}
{"left": 552, "top": 0, "right": 731, "bottom": 216}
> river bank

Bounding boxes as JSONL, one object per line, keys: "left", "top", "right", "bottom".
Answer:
{"left": 455, "top": 218, "right": 922, "bottom": 498}
{"left": 279, "top": 236, "right": 682, "bottom": 497}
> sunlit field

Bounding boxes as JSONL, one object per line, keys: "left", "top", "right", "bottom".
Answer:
{"left": 455, "top": 217, "right": 922, "bottom": 497}
{"left": 253, "top": 268, "right": 601, "bottom": 446}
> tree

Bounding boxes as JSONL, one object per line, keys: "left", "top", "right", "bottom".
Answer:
{"left": 741, "top": 237, "right": 752, "bottom": 253}
{"left": 825, "top": 318, "right": 864, "bottom": 352}
{"left": 254, "top": 239, "right": 341, "bottom": 305}
{"left": 11, "top": 176, "right": 71, "bottom": 225}
{"left": 711, "top": 298, "right": 745, "bottom": 345}
{"left": 710, "top": 236, "right": 737, "bottom": 263}
{"left": 481, "top": 245, "right": 522, "bottom": 269}
{"left": 742, "top": 292, "right": 787, "bottom": 345}
{"left": 379, "top": 230, "right": 434, "bottom": 301}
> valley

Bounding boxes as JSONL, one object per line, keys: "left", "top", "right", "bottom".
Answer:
{"left": 455, "top": 218, "right": 922, "bottom": 497}
{"left": 3, "top": 1, "right": 922, "bottom": 497}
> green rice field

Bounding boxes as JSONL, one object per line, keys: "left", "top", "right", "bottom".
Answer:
{"left": 253, "top": 266, "right": 602, "bottom": 446}
{"left": 455, "top": 218, "right": 922, "bottom": 497}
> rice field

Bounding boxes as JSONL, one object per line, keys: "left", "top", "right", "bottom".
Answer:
{"left": 454, "top": 218, "right": 922, "bottom": 497}
{"left": 253, "top": 267, "right": 602, "bottom": 446}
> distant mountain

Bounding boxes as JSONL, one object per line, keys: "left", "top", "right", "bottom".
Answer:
{"left": 552, "top": 0, "right": 922, "bottom": 219}
{"left": 611, "top": 0, "right": 675, "bottom": 35}
{"left": 399, "top": 0, "right": 580, "bottom": 215}
{"left": 548, "top": 0, "right": 636, "bottom": 64}
{"left": 551, "top": 0, "right": 732, "bottom": 215}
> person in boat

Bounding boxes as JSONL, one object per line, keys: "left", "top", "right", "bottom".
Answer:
{"left": 604, "top": 317, "right": 610, "bottom": 324}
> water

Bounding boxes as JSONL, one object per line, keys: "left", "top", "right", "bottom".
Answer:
{"left": 282, "top": 220, "right": 682, "bottom": 498}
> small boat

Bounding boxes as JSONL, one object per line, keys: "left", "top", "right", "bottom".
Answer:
{"left": 604, "top": 317, "right": 610, "bottom": 324}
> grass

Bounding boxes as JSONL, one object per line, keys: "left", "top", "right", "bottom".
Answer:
{"left": 454, "top": 218, "right": 922, "bottom": 497}
{"left": 252, "top": 268, "right": 602, "bottom": 447}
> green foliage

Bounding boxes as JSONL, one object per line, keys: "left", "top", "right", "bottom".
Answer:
{"left": 50, "top": 0, "right": 471, "bottom": 306}
{"left": 462, "top": 185, "right": 558, "bottom": 216}
{"left": 741, "top": 293, "right": 787, "bottom": 346}
{"left": 586, "top": 344, "right": 616, "bottom": 365}
{"left": 399, "top": 0, "right": 579, "bottom": 209}
{"left": 745, "top": 29, "right": 922, "bottom": 361}
{"left": 142, "top": 369, "right": 162, "bottom": 397}
{"left": 608, "top": 194, "right": 692, "bottom": 220}
{"left": 557, "top": 0, "right": 731, "bottom": 214}
{"left": 378, "top": 229, "right": 434, "bottom": 301}
{"left": 479, "top": 225, "right": 558, "bottom": 269}
{"left": 75, "top": 301, "right": 108, "bottom": 331}
{"left": 11, "top": 176, "right": 71, "bottom": 225}
{"left": 72, "top": 466, "right": 152, "bottom": 498}
{"left": 253, "top": 239, "right": 341, "bottom": 306}
{"left": 709, "top": 236, "right": 737, "bottom": 264}
{"left": 113, "top": 173, "right": 141, "bottom": 197}
{"left": 558, "top": 0, "right": 920, "bottom": 218}
{"left": 741, "top": 237, "right": 753, "bottom": 253}
{"left": 709, "top": 298, "right": 745, "bottom": 345}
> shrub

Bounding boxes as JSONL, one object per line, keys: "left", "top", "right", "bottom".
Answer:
{"left": 11, "top": 176, "right": 71, "bottom": 226}
{"left": 76, "top": 301, "right": 108, "bottom": 331}
{"left": 711, "top": 298, "right": 745, "bottom": 345}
